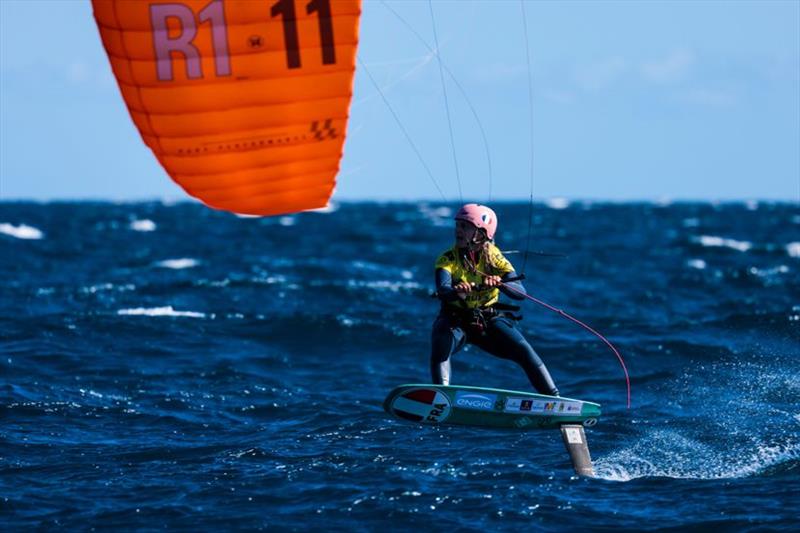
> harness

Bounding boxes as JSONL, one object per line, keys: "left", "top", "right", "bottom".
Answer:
{"left": 443, "top": 301, "right": 523, "bottom": 337}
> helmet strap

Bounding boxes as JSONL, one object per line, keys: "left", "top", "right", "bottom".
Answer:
{"left": 470, "top": 228, "right": 488, "bottom": 247}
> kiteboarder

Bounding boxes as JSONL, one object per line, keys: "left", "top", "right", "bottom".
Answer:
{"left": 432, "top": 204, "right": 560, "bottom": 396}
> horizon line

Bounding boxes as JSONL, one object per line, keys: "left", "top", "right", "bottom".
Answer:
{"left": 1, "top": 196, "right": 798, "bottom": 205}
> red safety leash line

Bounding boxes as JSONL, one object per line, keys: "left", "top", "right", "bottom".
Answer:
{"left": 500, "top": 281, "right": 632, "bottom": 409}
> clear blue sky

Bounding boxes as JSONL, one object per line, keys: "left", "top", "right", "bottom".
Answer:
{"left": 1, "top": 0, "right": 798, "bottom": 202}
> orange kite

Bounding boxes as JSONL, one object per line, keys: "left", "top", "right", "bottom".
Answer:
{"left": 93, "top": 0, "right": 360, "bottom": 215}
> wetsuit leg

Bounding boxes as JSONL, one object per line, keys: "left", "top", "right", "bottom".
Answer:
{"left": 471, "top": 317, "right": 560, "bottom": 396}
{"left": 430, "top": 315, "right": 467, "bottom": 385}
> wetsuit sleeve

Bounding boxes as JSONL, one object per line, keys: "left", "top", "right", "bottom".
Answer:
{"left": 435, "top": 250, "right": 455, "bottom": 273}
{"left": 499, "top": 270, "right": 527, "bottom": 300}
{"left": 435, "top": 268, "right": 461, "bottom": 302}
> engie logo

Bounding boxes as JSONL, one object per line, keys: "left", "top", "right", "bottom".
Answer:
{"left": 455, "top": 392, "right": 497, "bottom": 411}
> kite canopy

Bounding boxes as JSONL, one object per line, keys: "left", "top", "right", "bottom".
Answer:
{"left": 93, "top": 0, "right": 360, "bottom": 215}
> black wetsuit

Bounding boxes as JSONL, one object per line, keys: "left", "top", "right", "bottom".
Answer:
{"left": 431, "top": 267, "right": 560, "bottom": 396}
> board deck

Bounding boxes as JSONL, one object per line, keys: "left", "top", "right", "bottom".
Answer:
{"left": 383, "top": 384, "right": 601, "bottom": 430}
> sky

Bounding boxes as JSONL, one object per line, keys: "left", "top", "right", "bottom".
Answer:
{"left": 1, "top": 0, "right": 798, "bottom": 203}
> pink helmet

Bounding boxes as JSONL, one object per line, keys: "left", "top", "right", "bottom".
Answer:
{"left": 454, "top": 203, "right": 498, "bottom": 240}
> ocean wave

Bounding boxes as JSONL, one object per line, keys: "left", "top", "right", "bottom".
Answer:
{"left": 117, "top": 306, "right": 205, "bottom": 318}
{"left": 155, "top": 258, "right": 199, "bottom": 269}
{"left": 693, "top": 235, "right": 752, "bottom": 252}
{"left": 306, "top": 202, "right": 338, "bottom": 214}
{"left": 747, "top": 265, "right": 789, "bottom": 278}
{"left": 0, "top": 223, "right": 43, "bottom": 240}
{"left": 545, "top": 198, "right": 570, "bottom": 210}
{"left": 347, "top": 279, "right": 423, "bottom": 292}
{"left": 80, "top": 283, "right": 136, "bottom": 294}
{"left": 418, "top": 204, "right": 453, "bottom": 226}
{"left": 686, "top": 259, "right": 706, "bottom": 269}
{"left": 130, "top": 219, "right": 156, "bottom": 232}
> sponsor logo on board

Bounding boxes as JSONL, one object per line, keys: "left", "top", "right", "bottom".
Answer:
{"left": 454, "top": 391, "right": 497, "bottom": 411}
{"left": 503, "top": 398, "right": 584, "bottom": 416}
{"left": 505, "top": 397, "right": 548, "bottom": 414}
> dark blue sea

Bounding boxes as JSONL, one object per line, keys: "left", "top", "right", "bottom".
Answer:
{"left": 2, "top": 200, "right": 799, "bottom": 531}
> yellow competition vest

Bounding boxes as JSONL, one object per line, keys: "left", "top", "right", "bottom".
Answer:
{"left": 435, "top": 244, "right": 514, "bottom": 309}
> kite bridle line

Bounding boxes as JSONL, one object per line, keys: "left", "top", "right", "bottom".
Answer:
{"left": 519, "top": 0, "right": 537, "bottom": 277}
{"left": 379, "top": 0, "right": 494, "bottom": 201}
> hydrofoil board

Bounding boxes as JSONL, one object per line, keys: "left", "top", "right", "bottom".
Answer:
{"left": 383, "top": 384, "right": 600, "bottom": 430}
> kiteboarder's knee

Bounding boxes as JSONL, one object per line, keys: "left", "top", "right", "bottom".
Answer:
{"left": 488, "top": 320, "right": 543, "bottom": 367}
{"left": 431, "top": 332, "right": 463, "bottom": 363}
{"left": 492, "top": 334, "right": 542, "bottom": 371}
{"left": 431, "top": 316, "right": 465, "bottom": 362}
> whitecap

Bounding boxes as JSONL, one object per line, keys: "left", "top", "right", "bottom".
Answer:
{"left": 687, "top": 259, "right": 706, "bottom": 270}
{"left": 545, "top": 197, "right": 570, "bottom": 210}
{"left": 337, "top": 314, "right": 355, "bottom": 327}
{"left": 695, "top": 235, "right": 752, "bottom": 252}
{"left": 347, "top": 279, "right": 422, "bottom": 292}
{"left": 81, "top": 283, "right": 135, "bottom": 294}
{"left": 278, "top": 216, "right": 295, "bottom": 226}
{"left": 306, "top": 202, "right": 338, "bottom": 214}
{"left": 252, "top": 275, "right": 287, "bottom": 285}
{"left": 787, "top": 242, "right": 800, "bottom": 258}
{"left": 417, "top": 204, "right": 453, "bottom": 227}
{"left": 156, "top": 258, "right": 199, "bottom": 269}
{"left": 748, "top": 265, "right": 789, "bottom": 277}
{"left": 745, "top": 200, "right": 759, "bottom": 211}
{"left": 0, "top": 223, "right": 43, "bottom": 240}
{"left": 117, "top": 306, "right": 205, "bottom": 318}
{"left": 418, "top": 204, "right": 452, "bottom": 217}
{"left": 130, "top": 219, "right": 156, "bottom": 232}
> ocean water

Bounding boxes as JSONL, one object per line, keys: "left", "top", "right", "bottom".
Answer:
{"left": 1, "top": 200, "right": 799, "bottom": 531}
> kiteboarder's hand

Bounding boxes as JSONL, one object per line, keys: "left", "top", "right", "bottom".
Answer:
{"left": 483, "top": 275, "right": 502, "bottom": 287}
{"left": 454, "top": 281, "right": 473, "bottom": 297}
